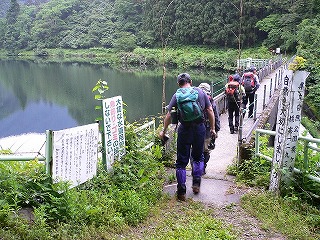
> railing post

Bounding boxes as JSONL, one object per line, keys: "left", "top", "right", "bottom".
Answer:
{"left": 269, "top": 78, "right": 273, "bottom": 99}
{"left": 255, "top": 131, "right": 259, "bottom": 156}
{"left": 263, "top": 85, "right": 267, "bottom": 110}
{"left": 45, "top": 130, "right": 53, "bottom": 175}
{"left": 304, "top": 141, "right": 309, "bottom": 170}
{"left": 238, "top": 106, "right": 244, "bottom": 165}
{"left": 253, "top": 93, "right": 257, "bottom": 120}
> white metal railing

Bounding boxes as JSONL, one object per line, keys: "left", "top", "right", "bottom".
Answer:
{"left": 134, "top": 120, "right": 155, "bottom": 151}
{"left": 255, "top": 128, "right": 320, "bottom": 184}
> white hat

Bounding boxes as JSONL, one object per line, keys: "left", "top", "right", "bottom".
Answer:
{"left": 199, "top": 83, "right": 211, "bottom": 95}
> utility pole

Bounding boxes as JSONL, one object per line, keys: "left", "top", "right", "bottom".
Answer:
{"left": 160, "top": 0, "right": 175, "bottom": 114}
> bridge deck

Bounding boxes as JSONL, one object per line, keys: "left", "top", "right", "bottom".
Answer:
{"left": 205, "top": 66, "right": 282, "bottom": 179}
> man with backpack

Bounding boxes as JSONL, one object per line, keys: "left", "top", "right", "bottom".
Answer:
{"left": 225, "top": 74, "right": 245, "bottom": 134}
{"left": 198, "top": 83, "right": 220, "bottom": 174}
{"left": 159, "top": 73, "right": 216, "bottom": 201}
{"left": 241, "top": 66, "right": 260, "bottom": 118}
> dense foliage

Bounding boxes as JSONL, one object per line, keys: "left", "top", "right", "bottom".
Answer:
{"left": 0, "top": 0, "right": 318, "bottom": 52}
{"left": 0, "top": 125, "right": 167, "bottom": 239}
{"left": 229, "top": 133, "right": 320, "bottom": 206}
{"left": 1, "top": 0, "right": 319, "bottom": 118}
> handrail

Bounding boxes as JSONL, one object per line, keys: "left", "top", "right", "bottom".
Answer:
{"left": 0, "top": 154, "right": 45, "bottom": 161}
{"left": 134, "top": 120, "right": 155, "bottom": 151}
{"left": 255, "top": 128, "right": 320, "bottom": 184}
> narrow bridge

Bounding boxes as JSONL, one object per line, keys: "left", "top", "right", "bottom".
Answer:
{"left": 208, "top": 60, "right": 283, "bottom": 178}
{"left": 164, "top": 59, "right": 286, "bottom": 204}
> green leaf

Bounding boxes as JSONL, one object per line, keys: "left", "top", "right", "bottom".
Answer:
{"left": 137, "top": 169, "right": 144, "bottom": 178}
{"left": 94, "top": 94, "right": 102, "bottom": 100}
{"left": 92, "top": 85, "right": 100, "bottom": 92}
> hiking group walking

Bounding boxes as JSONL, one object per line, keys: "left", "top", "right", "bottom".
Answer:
{"left": 225, "top": 66, "right": 260, "bottom": 134}
{"left": 159, "top": 67, "right": 260, "bottom": 201}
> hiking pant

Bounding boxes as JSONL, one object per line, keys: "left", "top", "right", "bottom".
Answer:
{"left": 176, "top": 122, "right": 205, "bottom": 169}
{"left": 228, "top": 101, "right": 240, "bottom": 130}
{"left": 242, "top": 92, "right": 255, "bottom": 117}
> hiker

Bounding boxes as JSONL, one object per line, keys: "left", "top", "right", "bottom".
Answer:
{"left": 225, "top": 74, "right": 245, "bottom": 134}
{"left": 241, "top": 66, "right": 260, "bottom": 118}
{"left": 159, "top": 73, "right": 216, "bottom": 201}
{"left": 198, "top": 82, "right": 220, "bottom": 174}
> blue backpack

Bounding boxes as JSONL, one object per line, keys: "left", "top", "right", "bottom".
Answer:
{"left": 176, "top": 87, "right": 203, "bottom": 122}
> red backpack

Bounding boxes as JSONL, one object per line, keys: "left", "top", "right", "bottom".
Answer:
{"left": 242, "top": 72, "right": 255, "bottom": 92}
{"left": 225, "top": 81, "right": 240, "bottom": 102}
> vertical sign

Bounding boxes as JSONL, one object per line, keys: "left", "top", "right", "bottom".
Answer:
{"left": 270, "top": 70, "right": 309, "bottom": 192}
{"left": 281, "top": 71, "right": 309, "bottom": 182}
{"left": 269, "top": 71, "right": 293, "bottom": 192}
{"left": 102, "top": 96, "right": 125, "bottom": 170}
{"left": 52, "top": 123, "right": 99, "bottom": 188}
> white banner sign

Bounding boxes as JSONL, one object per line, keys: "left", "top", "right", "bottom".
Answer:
{"left": 52, "top": 123, "right": 99, "bottom": 188}
{"left": 102, "top": 96, "right": 125, "bottom": 170}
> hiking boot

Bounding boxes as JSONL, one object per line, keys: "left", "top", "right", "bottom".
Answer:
{"left": 176, "top": 184, "right": 186, "bottom": 201}
{"left": 192, "top": 177, "right": 201, "bottom": 194}
{"left": 176, "top": 193, "right": 186, "bottom": 201}
{"left": 230, "top": 129, "right": 235, "bottom": 134}
{"left": 192, "top": 185, "right": 200, "bottom": 194}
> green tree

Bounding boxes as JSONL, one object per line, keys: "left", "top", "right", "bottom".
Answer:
{"left": 6, "top": 0, "right": 20, "bottom": 25}
{"left": 3, "top": 0, "right": 20, "bottom": 51}
{"left": 0, "top": 0, "right": 10, "bottom": 19}
{"left": 0, "top": 19, "right": 6, "bottom": 48}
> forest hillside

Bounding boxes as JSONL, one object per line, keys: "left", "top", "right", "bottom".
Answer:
{"left": 0, "top": 0, "right": 319, "bottom": 124}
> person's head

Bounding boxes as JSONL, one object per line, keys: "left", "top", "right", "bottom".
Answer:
{"left": 233, "top": 74, "right": 241, "bottom": 83}
{"left": 199, "top": 82, "right": 211, "bottom": 95}
{"left": 249, "top": 66, "right": 257, "bottom": 73}
{"left": 177, "top": 73, "right": 192, "bottom": 86}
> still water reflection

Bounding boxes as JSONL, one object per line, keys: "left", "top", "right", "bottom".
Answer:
{"left": 0, "top": 60, "right": 226, "bottom": 138}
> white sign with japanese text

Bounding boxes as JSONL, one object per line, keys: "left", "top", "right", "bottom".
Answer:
{"left": 281, "top": 71, "right": 309, "bottom": 181}
{"left": 270, "top": 70, "right": 309, "bottom": 191}
{"left": 52, "top": 123, "right": 99, "bottom": 188}
{"left": 102, "top": 96, "right": 125, "bottom": 170}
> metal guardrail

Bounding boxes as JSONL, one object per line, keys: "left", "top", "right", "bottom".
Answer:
{"left": 133, "top": 120, "right": 155, "bottom": 151}
{"left": 255, "top": 128, "right": 320, "bottom": 184}
{"left": 0, "top": 132, "right": 51, "bottom": 174}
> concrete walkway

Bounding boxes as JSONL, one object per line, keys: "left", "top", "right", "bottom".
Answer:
{"left": 164, "top": 66, "right": 283, "bottom": 205}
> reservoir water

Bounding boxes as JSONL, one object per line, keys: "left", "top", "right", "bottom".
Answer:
{"left": 0, "top": 59, "right": 226, "bottom": 138}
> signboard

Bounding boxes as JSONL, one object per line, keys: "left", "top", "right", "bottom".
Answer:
{"left": 102, "top": 96, "right": 125, "bottom": 170}
{"left": 276, "top": 48, "right": 280, "bottom": 54}
{"left": 281, "top": 71, "right": 308, "bottom": 180}
{"left": 52, "top": 123, "right": 99, "bottom": 188}
{"left": 270, "top": 70, "right": 309, "bottom": 192}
